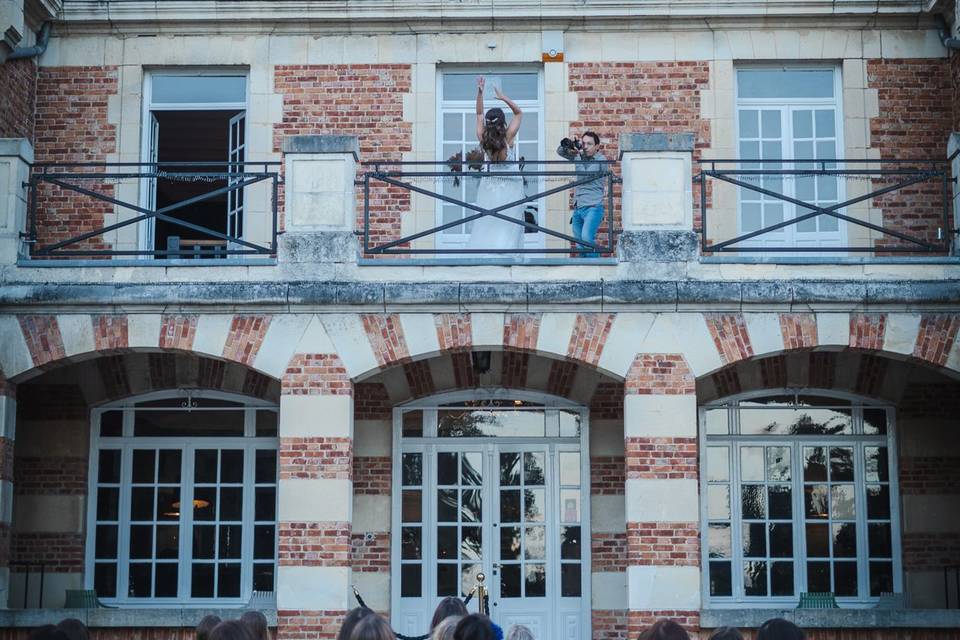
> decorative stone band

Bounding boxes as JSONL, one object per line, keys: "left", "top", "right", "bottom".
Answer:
{"left": 278, "top": 523, "right": 351, "bottom": 566}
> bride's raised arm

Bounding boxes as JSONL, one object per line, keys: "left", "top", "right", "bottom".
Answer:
{"left": 475, "top": 76, "right": 486, "bottom": 143}
{"left": 495, "top": 85, "right": 522, "bottom": 145}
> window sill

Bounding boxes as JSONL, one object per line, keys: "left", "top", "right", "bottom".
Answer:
{"left": 700, "top": 608, "right": 960, "bottom": 629}
{"left": 16, "top": 258, "right": 278, "bottom": 268}
{"left": 0, "top": 607, "right": 277, "bottom": 628}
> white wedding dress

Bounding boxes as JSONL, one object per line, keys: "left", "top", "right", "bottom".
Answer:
{"left": 464, "top": 148, "right": 526, "bottom": 254}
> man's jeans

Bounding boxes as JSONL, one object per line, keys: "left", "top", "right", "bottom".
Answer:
{"left": 572, "top": 205, "right": 604, "bottom": 258}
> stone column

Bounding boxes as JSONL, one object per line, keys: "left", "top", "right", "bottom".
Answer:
{"left": 279, "top": 135, "right": 360, "bottom": 265}
{"left": 617, "top": 133, "right": 698, "bottom": 264}
{"left": 623, "top": 354, "right": 701, "bottom": 635}
{"left": 0, "top": 138, "right": 33, "bottom": 264}
{"left": 277, "top": 353, "right": 354, "bottom": 639}
{"left": 0, "top": 375, "right": 15, "bottom": 609}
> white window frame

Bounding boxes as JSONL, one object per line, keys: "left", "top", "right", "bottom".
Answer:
{"left": 435, "top": 67, "right": 545, "bottom": 251}
{"left": 391, "top": 389, "right": 592, "bottom": 640}
{"left": 699, "top": 388, "right": 902, "bottom": 608}
{"left": 138, "top": 68, "right": 250, "bottom": 256}
{"left": 734, "top": 65, "right": 847, "bottom": 252}
{"left": 84, "top": 389, "right": 279, "bottom": 607}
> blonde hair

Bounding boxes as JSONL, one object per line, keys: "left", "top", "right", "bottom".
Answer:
{"left": 432, "top": 616, "right": 462, "bottom": 640}
{"left": 506, "top": 625, "right": 534, "bottom": 640}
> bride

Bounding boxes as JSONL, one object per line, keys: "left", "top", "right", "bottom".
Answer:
{"left": 464, "top": 77, "right": 525, "bottom": 253}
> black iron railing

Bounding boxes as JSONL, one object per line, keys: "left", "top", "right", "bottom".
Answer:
{"left": 696, "top": 158, "right": 952, "bottom": 253}
{"left": 24, "top": 161, "right": 280, "bottom": 259}
{"left": 360, "top": 160, "right": 618, "bottom": 255}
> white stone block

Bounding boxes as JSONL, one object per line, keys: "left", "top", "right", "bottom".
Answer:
{"left": 600, "top": 32, "right": 638, "bottom": 61}
{"left": 353, "top": 494, "right": 391, "bottom": 532}
{"left": 56, "top": 315, "right": 95, "bottom": 358}
{"left": 0, "top": 397, "right": 16, "bottom": 441}
{"left": 883, "top": 314, "right": 922, "bottom": 356}
{"left": 277, "top": 566, "right": 350, "bottom": 610}
{"left": 279, "top": 478, "right": 351, "bottom": 522}
{"left": 285, "top": 155, "right": 355, "bottom": 230}
{"left": 815, "top": 313, "right": 849, "bottom": 347}
{"left": 536, "top": 313, "right": 578, "bottom": 359}
{"left": 590, "top": 495, "right": 626, "bottom": 534}
{"left": 596, "top": 314, "right": 656, "bottom": 378}
{"left": 624, "top": 395, "right": 697, "bottom": 438}
{"left": 627, "top": 565, "right": 701, "bottom": 610}
{"left": 398, "top": 314, "right": 441, "bottom": 359}
{"left": 674, "top": 314, "right": 723, "bottom": 377}
{"left": 592, "top": 572, "right": 629, "bottom": 610}
{"left": 0, "top": 316, "right": 33, "bottom": 378}
{"left": 743, "top": 313, "right": 784, "bottom": 357}
{"left": 622, "top": 153, "right": 692, "bottom": 230}
{"left": 294, "top": 315, "right": 337, "bottom": 354}
{"left": 254, "top": 315, "right": 314, "bottom": 379}
{"left": 590, "top": 420, "right": 625, "bottom": 456}
{"left": 280, "top": 394, "right": 353, "bottom": 439}
{"left": 127, "top": 314, "right": 162, "bottom": 349}
{"left": 636, "top": 33, "right": 676, "bottom": 61}
{"left": 355, "top": 420, "right": 391, "bottom": 457}
{"left": 193, "top": 314, "right": 234, "bottom": 358}
{"left": 353, "top": 571, "right": 391, "bottom": 611}
{"left": 626, "top": 478, "right": 699, "bottom": 522}
{"left": 946, "top": 338, "right": 960, "bottom": 374}
{"left": 471, "top": 313, "right": 506, "bottom": 348}
{"left": 13, "top": 495, "right": 84, "bottom": 533}
{"left": 773, "top": 31, "right": 801, "bottom": 59}
{"left": 321, "top": 315, "right": 379, "bottom": 380}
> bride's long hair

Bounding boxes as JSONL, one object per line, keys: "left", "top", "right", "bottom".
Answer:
{"left": 481, "top": 108, "right": 508, "bottom": 159}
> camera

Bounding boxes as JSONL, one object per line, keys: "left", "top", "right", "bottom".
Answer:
{"left": 560, "top": 137, "right": 582, "bottom": 151}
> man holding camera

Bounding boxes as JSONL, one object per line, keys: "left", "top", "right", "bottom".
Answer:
{"left": 557, "top": 132, "right": 606, "bottom": 257}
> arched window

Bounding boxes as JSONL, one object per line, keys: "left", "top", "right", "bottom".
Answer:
{"left": 86, "top": 390, "right": 278, "bottom": 605}
{"left": 700, "top": 390, "right": 900, "bottom": 605}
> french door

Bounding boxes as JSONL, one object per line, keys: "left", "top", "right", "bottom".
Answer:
{"left": 394, "top": 441, "right": 588, "bottom": 640}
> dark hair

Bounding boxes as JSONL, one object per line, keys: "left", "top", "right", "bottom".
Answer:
{"left": 240, "top": 611, "right": 271, "bottom": 640}
{"left": 348, "top": 614, "right": 395, "bottom": 640}
{"left": 757, "top": 618, "right": 805, "bottom": 640}
{"left": 28, "top": 626, "right": 68, "bottom": 640}
{"left": 196, "top": 615, "right": 223, "bottom": 640}
{"left": 638, "top": 619, "right": 690, "bottom": 640}
{"left": 708, "top": 627, "right": 744, "bottom": 640}
{"left": 481, "top": 108, "right": 508, "bottom": 159}
{"left": 338, "top": 607, "right": 375, "bottom": 640}
{"left": 582, "top": 131, "right": 600, "bottom": 145}
{"left": 453, "top": 614, "right": 496, "bottom": 640}
{"left": 56, "top": 619, "right": 89, "bottom": 640}
{"left": 209, "top": 620, "right": 257, "bottom": 640}
{"left": 430, "top": 596, "right": 469, "bottom": 630}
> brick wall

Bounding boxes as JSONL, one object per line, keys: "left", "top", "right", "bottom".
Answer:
{"left": 0, "top": 58, "right": 36, "bottom": 141}
{"left": 867, "top": 58, "right": 953, "bottom": 251}
{"left": 33, "top": 66, "right": 118, "bottom": 254}
{"left": 350, "top": 531, "right": 390, "bottom": 572}
{"left": 273, "top": 65, "right": 412, "bottom": 251}
{"left": 568, "top": 61, "right": 711, "bottom": 248}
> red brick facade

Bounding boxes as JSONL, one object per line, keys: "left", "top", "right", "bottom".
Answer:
{"left": 0, "top": 58, "right": 36, "bottom": 141}
{"left": 704, "top": 313, "right": 754, "bottom": 364}
{"left": 567, "top": 313, "right": 615, "bottom": 367}
{"left": 849, "top": 313, "right": 886, "bottom": 351}
{"left": 546, "top": 360, "right": 578, "bottom": 397}
{"left": 18, "top": 315, "right": 65, "bottom": 367}
{"left": 867, "top": 58, "right": 953, "bottom": 251}
{"left": 279, "top": 438, "right": 352, "bottom": 480}
{"left": 624, "top": 438, "right": 697, "bottom": 480}
{"left": 590, "top": 456, "right": 626, "bottom": 495}
{"left": 159, "top": 315, "right": 199, "bottom": 351}
{"left": 363, "top": 314, "right": 411, "bottom": 367}
{"left": 273, "top": 64, "right": 412, "bottom": 248}
{"left": 779, "top": 313, "right": 819, "bottom": 350}
{"left": 93, "top": 315, "right": 129, "bottom": 352}
{"left": 624, "top": 354, "right": 695, "bottom": 395}
{"left": 626, "top": 522, "right": 700, "bottom": 566}
{"left": 354, "top": 383, "right": 391, "bottom": 420}
{"left": 503, "top": 313, "right": 540, "bottom": 351}
{"left": 435, "top": 314, "right": 472, "bottom": 351}
{"left": 33, "top": 66, "right": 118, "bottom": 254}
{"left": 282, "top": 354, "right": 352, "bottom": 395}
{"left": 913, "top": 314, "right": 960, "bottom": 366}
{"left": 353, "top": 456, "right": 391, "bottom": 494}
{"left": 222, "top": 315, "right": 271, "bottom": 366}
{"left": 278, "top": 523, "right": 351, "bottom": 566}
{"left": 350, "top": 531, "right": 390, "bottom": 572}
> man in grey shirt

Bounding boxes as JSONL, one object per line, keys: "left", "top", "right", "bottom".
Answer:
{"left": 557, "top": 131, "right": 607, "bottom": 257}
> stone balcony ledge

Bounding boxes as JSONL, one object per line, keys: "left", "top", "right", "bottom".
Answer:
{"left": 0, "top": 608, "right": 277, "bottom": 628}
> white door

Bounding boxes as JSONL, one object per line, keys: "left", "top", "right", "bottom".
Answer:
{"left": 227, "top": 112, "right": 246, "bottom": 254}
{"left": 139, "top": 112, "right": 160, "bottom": 256}
{"left": 396, "top": 442, "right": 587, "bottom": 640}
{"left": 437, "top": 71, "right": 544, "bottom": 253}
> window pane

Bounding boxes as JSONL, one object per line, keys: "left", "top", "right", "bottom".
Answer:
{"left": 815, "top": 109, "right": 835, "bottom": 137}
{"left": 100, "top": 411, "right": 123, "bottom": 437}
{"left": 807, "top": 561, "right": 830, "bottom": 592}
{"left": 219, "top": 525, "right": 242, "bottom": 559}
{"left": 708, "top": 485, "right": 730, "bottom": 520}
{"left": 766, "top": 447, "right": 791, "bottom": 481}
{"left": 832, "top": 523, "right": 857, "bottom": 557}
{"left": 867, "top": 485, "right": 890, "bottom": 519}
{"left": 742, "top": 523, "right": 767, "bottom": 557}
{"left": 865, "top": 447, "right": 888, "bottom": 482}
{"left": 218, "top": 563, "right": 241, "bottom": 597}
{"left": 402, "top": 490, "right": 422, "bottom": 523}
{"left": 132, "top": 451, "right": 155, "bottom": 484}
{"left": 194, "top": 487, "right": 216, "bottom": 521}
{"left": 559, "top": 452, "right": 580, "bottom": 486}
{"left": 707, "top": 447, "right": 729, "bottom": 482}
{"left": 153, "top": 75, "right": 246, "bottom": 104}
{"left": 710, "top": 561, "right": 732, "bottom": 596}
{"left": 500, "top": 526, "right": 521, "bottom": 560}
{"left": 155, "top": 563, "right": 177, "bottom": 597}
{"left": 870, "top": 561, "right": 894, "bottom": 597}
{"left": 135, "top": 410, "right": 244, "bottom": 437}
{"left": 561, "top": 563, "right": 581, "bottom": 597}
{"left": 804, "top": 447, "right": 827, "bottom": 481}
{"left": 402, "top": 526, "right": 422, "bottom": 560}
{"left": 461, "top": 526, "right": 482, "bottom": 560}
{"left": 868, "top": 523, "right": 892, "bottom": 557}
{"left": 97, "top": 488, "right": 120, "bottom": 521}
{"left": 255, "top": 487, "right": 276, "bottom": 521}
{"left": 438, "top": 489, "right": 458, "bottom": 522}
{"left": 738, "top": 69, "right": 834, "bottom": 99}
{"left": 805, "top": 485, "right": 829, "bottom": 519}
{"left": 255, "top": 410, "right": 278, "bottom": 437}
{"left": 438, "top": 526, "right": 457, "bottom": 559}
{"left": 193, "top": 525, "right": 215, "bottom": 559}
{"left": 524, "top": 488, "right": 545, "bottom": 522}
{"left": 438, "top": 453, "right": 458, "bottom": 485}
{"left": 708, "top": 524, "right": 731, "bottom": 559}
{"left": 742, "top": 485, "right": 766, "bottom": 519}
{"left": 524, "top": 526, "right": 545, "bottom": 560}
{"left": 525, "top": 564, "right": 546, "bottom": 597}
{"left": 462, "top": 489, "right": 482, "bottom": 523}
{"left": 94, "top": 563, "right": 117, "bottom": 598}
{"left": 129, "top": 563, "right": 152, "bottom": 597}
{"left": 743, "top": 561, "right": 768, "bottom": 596}
{"left": 195, "top": 450, "right": 217, "bottom": 483}
{"left": 560, "top": 526, "right": 581, "bottom": 560}
{"left": 220, "top": 487, "right": 243, "bottom": 521}
{"left": 863, "top": 409, "right": 888, "bottom": 435}
{"left": 437, "top": 563, "right": 457, "bottom": 596}
{"left": 462, "top": 452, "right": 482, "bottom": 485}
{"left": 771, "top": 561, "right": 794, "bottom": 596}
{"left": 830, "top": 447, "right": 854, "bottom": 481}
{"left": 705, "top": 409, "right": 728, "bottom": 434}
{"left": 192, "top": 563, "right": 214, "bottom": 597}
{"left": 834, "top": 561, "right": 857, "bottom": 597}
{"left": 95, "top": 525, "right": 118, "bottom": 560}
{"left": 769, "top": 523, "right": 793, "bottom": 558}
{"left": 741, "top": 447, "right": 765, "bottom": 482}
{"left": 255, "top": 450, "right": 277, "bottom": 483}
{"left": 560, "top": 489, "right": 580, "bottom": 523}
{"left": 805, "top": 523, "right": 829, "bottom": 557}
{"left": 402, "top": 410, "right": 423, "bottom": 437}
{"left": 831, "top": 485, "right": 856, "bottom": 519}
{"left": 254, "top": 525, "right": 275, "bottom": 560}
{"left": 130, "top": 526, "right": 153, "bottom": 561}
{"left": 768, "top": 486, "right": 792, "bottom": 519}
{"left": 156, "top": 525, "right": 179, "bottom": 559}
{"left": 253, "top": 563, "right": 274, "bottom": 592}
{"left": 402, "top": 453, "right": 422, "bottom": 486}
{"left": 739, "top": 110, "right": 759, "bottom": 138}
{"left": 401, "top": 564, "right": 422, "bottom": 597}
{"left": 501, "top": 490, "right": 520, "bottom": 522}
{"left": 524, "top": 452, "right": 546, "bottom": 485}
{"left": 99, "top": 450, "right": 121, "bottom": 483}
{"left": 220, "top": 450, "right": 243, "bottom": 483}
{"left": 157, "top": 450, "right": 181, "bottom": 483}
{"left": 792, "top": 110, "right": 813, "bottom": 139}
{"left": 500, "top": 564, "right": 521, "bottom": 598}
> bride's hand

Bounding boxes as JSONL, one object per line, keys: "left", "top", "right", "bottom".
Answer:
{"left": 477, "top": 76, "right": 485, "bottom": 93}
{"left": 494, "top": 85, "right": 505, "bottom": 100}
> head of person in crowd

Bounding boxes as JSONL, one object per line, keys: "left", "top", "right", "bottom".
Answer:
{"left": 453, "top": 614, "right": 497, "bottom": 640}
{"left": 196, "top": 615, "right": 223, "bottom": 640}
{"left": 348, "top": 613, "right": 395, "bottom": 640}
{"left": 240, "top": 610, "right": 272, "bottom": 640}
{"left": 56, "top": 618, "right": 89, "bottom": 640}
{"left": 638, "top": 619, "right": 690, "bottom": 640}
{"left": 580, "top": 131, "right": 601, "bottom": 158}
{"left": 505, "top": 624, "right": 534, "bottom": 640}
{"left": 431, "top": 615, "right": 462, "bottom": 640}
{"left": 430, "top": 596, "right": 469, "bottom": 630}
{"left": 708, "top": 627, "right": 744, "bottom": 640}
{"left": 28, "top": 625, "right": 68, "bottom": 640}
{"left": 757, "top": 618, "right": 805, "bottom": 640}
{"left": 337, "top": 607, "right": 375, "bottom": 640}
{"left": 209, "top": 620, "right": 257, "bottom": 640}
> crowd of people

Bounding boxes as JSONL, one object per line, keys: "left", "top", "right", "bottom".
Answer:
{"left": 25, "top": 605, "right": 806, "bottom": 640}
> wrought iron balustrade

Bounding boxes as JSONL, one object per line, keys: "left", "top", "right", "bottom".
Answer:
{"left": 24, "top": 161, "right": 280, "bottom": 259}
{"left": 360, "top": 160, "right": 619, "bottom": 256}
{"left": 696, "top": 158, "right": 952, "bottom": 254}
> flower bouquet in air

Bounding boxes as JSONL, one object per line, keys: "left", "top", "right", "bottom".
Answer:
{"left": 446, "top": 147, "right": 485, "bottom": 187}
